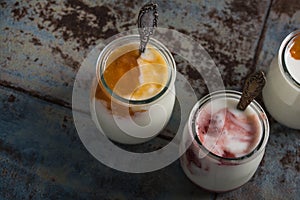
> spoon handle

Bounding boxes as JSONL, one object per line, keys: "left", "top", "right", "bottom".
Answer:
{"left": 237, "top": 70, "right": 266, "bottom": 111}
{"left": 138, "top": 2, "right": 158, "bottom": 54}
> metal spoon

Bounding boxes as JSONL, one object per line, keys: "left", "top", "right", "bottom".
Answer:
{"left": 137, "top": 2, "right": 158, "bottom": 54}
{"left": 237, "top": 70, "right": 266, "bottom": 111}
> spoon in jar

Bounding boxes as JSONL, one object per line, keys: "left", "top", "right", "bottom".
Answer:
{"left": 237, "top": 70, "right": 266, "bottom": 111}
{"left": 137, "top": 2, "right": 158, "bottom": 54}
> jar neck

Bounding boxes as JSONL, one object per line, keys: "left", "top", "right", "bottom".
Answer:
{"left": 97, "top": 35, "right": 176, "bottom": 105}
{"left": 279, "top": 30, "right": 300, "bottom": 89}
{"left": 189, "top": 90, "right": 269, "bottom": 163}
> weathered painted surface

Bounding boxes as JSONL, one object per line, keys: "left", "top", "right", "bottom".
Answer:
{"left": 255, "top": 0, "right": 300, "bottom": 72}
{"left": 0, "top": 0, "right": 270, "bottom": 105}
{"left": 0, "top": 86, "right": 213, "bottom": 199}
{"left": 217, "top": 0, "right": 300, "bottom": 199}
{"left": 0, "top": 0, "right": 299, "bottom": 199}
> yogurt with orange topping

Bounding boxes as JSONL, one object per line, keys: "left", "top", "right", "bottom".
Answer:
{"left": 91, "top": 35, "right": 176, "bottom": 144}
{"left": 263, "top": 30, "right": 300, "bottom": 129}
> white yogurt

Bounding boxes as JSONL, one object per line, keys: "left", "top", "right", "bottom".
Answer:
{"left": 93, "top": 84, "right": 175, "bottom": 144}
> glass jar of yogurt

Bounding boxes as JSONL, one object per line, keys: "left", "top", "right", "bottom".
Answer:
{"left": 91, "top": 35, "right": 176, "bottom": 144}
{"left": 180, "top": 90, "right": 269, "bottom": 192}
{"left": 262, "top": 30, "right": 300, "bottom": 129}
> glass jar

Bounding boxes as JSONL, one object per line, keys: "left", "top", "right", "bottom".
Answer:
{"left": 91, "top": 35, "right": 176, "bottom": 144}
{"left": 180, "top": 90, "right": 269, "bottom": 192}
{"left": 262, "top": 30, "right": 300, "bottom": 129}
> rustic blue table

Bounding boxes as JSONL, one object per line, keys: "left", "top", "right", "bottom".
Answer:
{"left": 0, "top": 0, "right": 299, "bottom": 199}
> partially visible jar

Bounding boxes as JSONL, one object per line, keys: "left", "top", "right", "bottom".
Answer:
{"left": 91, "top": 35, "right": 177, "bottom": 144}
{"left": 263, "top": 30, "right": 300, "bottom": 129}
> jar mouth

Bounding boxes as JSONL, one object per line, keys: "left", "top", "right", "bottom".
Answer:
{"left": 189, "top": 90, "right": 269, "bottom": 161}
{"left": 96, "top": 35, "right": 176, "bottom": 105}
{"left": 280, "top": 30, "right": 300, "bottom": 90}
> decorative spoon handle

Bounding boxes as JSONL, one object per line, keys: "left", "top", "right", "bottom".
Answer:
{"left": 138, "top": 2, "right": 158, "bottom": 54}
{"left": 237, "top": 70, "right": 266, "bottom": 111}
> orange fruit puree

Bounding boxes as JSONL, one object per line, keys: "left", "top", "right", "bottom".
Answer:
{"left": 290, "top": 35, "right": 300, "bottom": 60}
{"left": 95, "top": 46, "right": 168, "bottom": 115}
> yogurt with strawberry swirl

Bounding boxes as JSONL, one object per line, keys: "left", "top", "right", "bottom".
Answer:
{"left": 180, "top": 90, "right": 269, "bottom": 192}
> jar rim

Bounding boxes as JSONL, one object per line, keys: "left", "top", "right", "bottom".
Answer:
{"left": 96, "top": 34, "right": 176, "bottom": 105}
{"left": 279, "top": 30, "right": 300, "bottom": 90}
{"left": 188, "top": 90, "right": 269, "bottom": 162}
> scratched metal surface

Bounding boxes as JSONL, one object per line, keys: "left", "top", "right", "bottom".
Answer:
{"left": 0, "top": 0, "right": 299, "bottom": 199}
